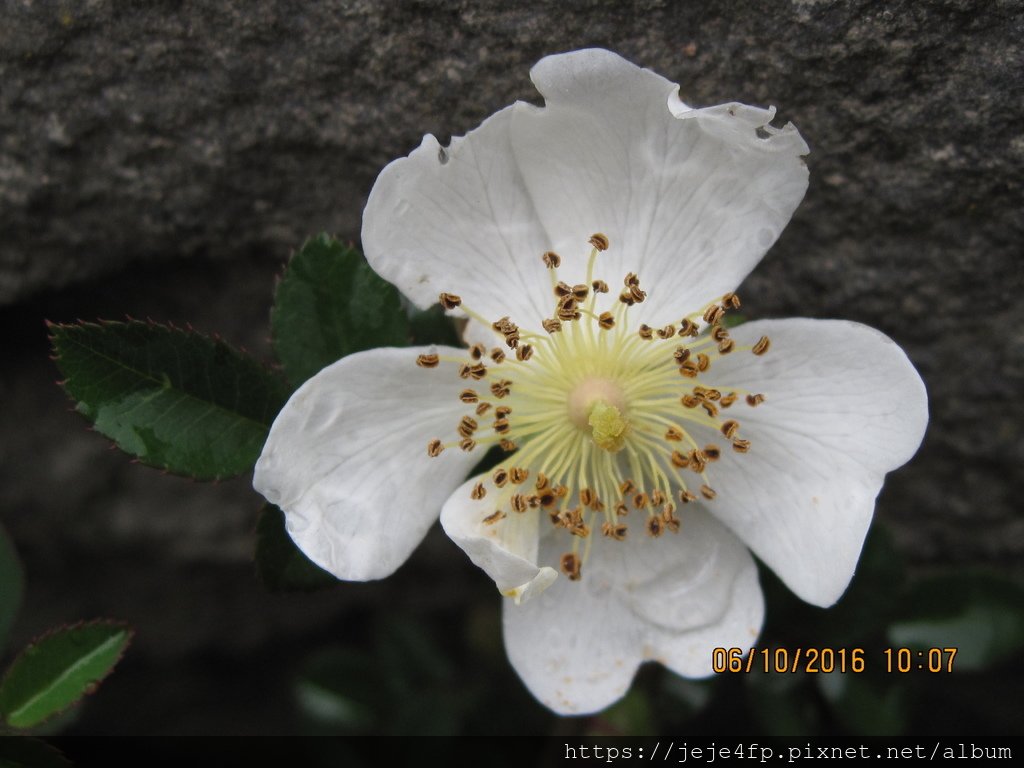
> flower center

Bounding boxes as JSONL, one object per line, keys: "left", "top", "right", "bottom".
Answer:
{"left": 567, "top": 378, "right": 629, "bottom": 451}
{"left": 418, "top": 234, "right": 772, "bottom": 586}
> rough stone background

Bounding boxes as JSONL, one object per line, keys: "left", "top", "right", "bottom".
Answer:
{"left": 1, "top": 0, "right": 1021, "bottom": 735}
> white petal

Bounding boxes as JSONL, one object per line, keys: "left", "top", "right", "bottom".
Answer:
{"left": 253, "top": 347, "right": 479, "bottom": 581}
{"left": 440, "top": 475, "right": 558, "bottom": 603}
{"left": 702, "top": 318, "right": 928, "bottom": 607}
{"left": 511, "top": 48, "right": 809, "bottom": 323}
{"left": 503, "top": 508, "right": 762, "bottom": 715}
{"left": 362, "top": 106, "right": 552, "bottom": 331}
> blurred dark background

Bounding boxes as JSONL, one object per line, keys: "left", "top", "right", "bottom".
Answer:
{"left": 1, "top": 0, "right": 1021, "bottom": 738}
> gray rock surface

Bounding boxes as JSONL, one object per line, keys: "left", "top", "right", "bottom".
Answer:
{"left": 1, "top": 0, "right": 1022, "bottom": 732}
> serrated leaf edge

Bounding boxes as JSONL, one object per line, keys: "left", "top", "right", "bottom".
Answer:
{"left": 0, "top": 619, "right": 134, "bottom": 730}
{"left": 47, "top": 318, "right": 288, "bottom": 481}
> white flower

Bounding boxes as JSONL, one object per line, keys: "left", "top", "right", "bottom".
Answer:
{"left": 254, "top": 49, "right": 928, "bottom": 715}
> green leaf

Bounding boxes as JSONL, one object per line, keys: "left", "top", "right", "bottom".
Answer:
{"left": 0, "top": 621, "right": 132, "bottom": 729}
{"left": 0, "top": 737, "right": 72, "bottom": 768}
{"left": 408, "top": 304, "right": 461, "bottom": 347}
{"left": 0, "top": 525, "right": 24, "bottom": 652}
{"left": 295, "top": 648, "right": 378, "bottom": 733}
{"left": 272, "top": 235, "right": 408, "bottom": 388}
{"left": 887, "top": 573, "right": 1024, "bottom": 671}
{"left": 51, "top": 320, "right": 289, "bottom": 480}
{"left": 588, "top": 687, "right": 656, "bottom": 736}
{"left": 254, "top": 505, "right": 337, "bottom": 592}
{"left": 818, "top": 672, "right": 907, "bottom": 736}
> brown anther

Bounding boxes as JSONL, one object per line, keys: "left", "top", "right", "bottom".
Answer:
{"left": 495, "top": 405, "right": 511, "bottom": 418}
{"left": 732, "top": 438, "right": 751, "bottom": 453}
{"left": 553, "top": 484, "right": 568, "bottom": 498}
{"left": 589, "top": 233, "right": 610, "bottom": 251}
{"left": 678, "top": 319, "right": 699, "bottom": 337}
{"left": 511, "top": 494, "right": 528, "bottom": 514}
{"left": 618, "top": 479, "right": 636, "bottom": 495}
{"left": 457, "top": 423, "right": 474, "bottom": 439}
{"left": 665, "top": 426, "right": 684, "bottom": 441}
{"left": 556, "top": 304, "right": 581, "bottom": 322}
{"left": 534, "top": 472, "right": 549, "bottom": 491}
{"left": 681, "top": 394, "right": 700, "bottom": 408}
{"left": 720, "top": 392, "right": 738, "bottom": 408}
{"left": 704, "top": 388, "right": 722, "bottom": 401}
{"left": 568, "top": 521, "right": 591, "bottom": 539}
{"left": 629, "top": 285, "right": 647, "bottom": 303}
{"left": 661, "top": 503, "right": 680, "bottom": 533}
{"left": 701, "top": 400, "right": 719, "bottom": 418}
{"left": 650, "top": 489, "right": 666, "bottom": 506}
{"left": 618, "top": 289, "right": 635, "bottom": 306}
{"left": 493, "top": 418, "right": 510, "bottom": 434}
{"left": 492, "top": 468, "right": 509, "bottom": 487}
{"left": 673, "top": 346, "right": 691, "bottom": 363}
{"left": 638, "top": 324, "right": 654, "bottom": 340}
{"left": 703, "top": 304, "right": 725, "bottom": 324}
{"left": 504, "top": 330, "right": 521, "bottom": 349}
{"left": 469, "top": 343, "right": 486, "bottom": 360}
{"left": 499, "top": 439, "right": 518, "bottom": 452}
{"left": 679, "top": 361, "right": 699, "bottom": 378}
{"left": 554, "top": 281, "right": 573, "bottom": 298}
{"left": 700, "top": 484, "right": 717, "bottom": 500}
{"left": 746, "top": 393, "right": 765, "bottom": 407}
{"left": 722, "top": 292, "right": 741, "bottom": 309}
{"left": 482, "top": 510, "right": 506, "bottom": 525}
{"left": 712, "top": 326, "right": 730, "bottom": 342}
{"left": 614, "top": 502, "right": 629, "bottom": 517}
{"left": 592, "top": 279, "right": 609, "bottom": 293}
{"left": 703, "top": 445, "right": 721, "bottom": 461}
{"left": 624, "top": 272, "right": 640, "bottom": 287}
{"left": 459, "top": 438, "right": 476, "bottom": 452}
{"left": 579, "top": 488, "right": 596, "bottom": 508}
{"left": 416, "top": 353, "right": 440, "bottom": 368}
{"left": 597, "top": 311, "right": 615, "bottom": 330}
{"left": 516, "top": 344, "right": 534, "bottom": 361}
{"left": 492, "top": 316, "right": 514, "bottom": 333}
{"left": 646, "top": 516, "right": 664, "bottom": 537}
{"left": 475, "top": 402, "right": 492, "bottom": 416}
{"left": 632, "top": 492, "right": 649, "bottom": 509}
{"left": 427, "top": 439, "right": 444, "bottom": 457}
{"left": 491, "top": 380, "right": 512, "bottom": 398}
{"left": 721, "top": 420, "right": 740, "bottom": 439}
{"left": 718, "top": 338, "right": 735, "bottom": 354}
{"left": 537, "top": 488, "right": 557, "bottom": 508}
{"left": 679, "top": 489, "right": 697, "bottom": 504}
{"left": 572, "top": 284, "right": 589, "bottom": 301}
{"left": 560, "top": 552, "right": 582, "bottom": 581}
{"left": 509, "top": 467, "right": 529, "bottom": 484}
{"left": 527, "top": 495, "right": 541, "bottom": 509}
{"left": 459, "top": 389, "right": 478, "bottom": 404}
{"left": 689, "top": 450, "right": 707, "bottom": 473}
{"left": 439, "top": 292, "right": 462, "bottom": 310}
{"left": 542, "top": 251, "right": 561, "bottom": 268}
{"left": 459, "top": 363, "right": 487, "bottom": 380}
{"left": 490, "top": 347, "right": 506, "bottom": 363}
{"left": 471, "top": 482, "right": 487, "bottom": 500}
{"left": 542, "top": 318, "right": 563, "bottom": 333}
{"left": 459, "top": 416, "right": 478, "bottom": 433}
{"left": 602, "top": 521, "right": 628, "bottom": 541}
{"left": 696, "top": 353, "right": 710, "bottom": 372}
{"left": 752, "top": 336, "right": 771, "bottom": 355}
{"left": 657, "top": 325, "right": 676, "bottom": 339}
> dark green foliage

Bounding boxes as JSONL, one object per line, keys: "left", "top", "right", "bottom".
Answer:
{"left": 51, "top": 320, "right": 289, "bottom": 480}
